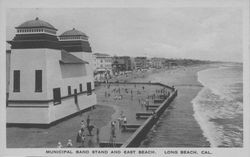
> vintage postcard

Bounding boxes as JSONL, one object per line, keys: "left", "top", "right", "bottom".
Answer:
{"left": 0, "top": 0, "right": 249, "bottom": 156}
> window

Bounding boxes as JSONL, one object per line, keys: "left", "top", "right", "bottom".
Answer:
{"left": 13, "top": 70, "right": 20, "bottom": 92}
{"left": 79, "top": 84, "right": 82, "bottom": 92}
{"left": 35, "top": 70, "right": 42, "bottom": 92}
{"left": 68, "top": 86, "right": 71, "bottom": 95}
{"left": 87, "top": 82, "right": 92, "bottom": 95}
{"left": 53, "top": 88, "right": 61, "bottom": 105}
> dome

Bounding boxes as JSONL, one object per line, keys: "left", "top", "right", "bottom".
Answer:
{"left": 59, "top": 28, "right": 88, "bottom": 37}
{"left": 16, "top": 17, "right": 57, "bottom": 30}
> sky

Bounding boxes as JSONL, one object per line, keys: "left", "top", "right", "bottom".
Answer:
{"left": 6, "top": 7, "right": 243, "bottom": 62}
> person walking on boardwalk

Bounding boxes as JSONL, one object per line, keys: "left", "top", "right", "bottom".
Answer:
{"left": 86, "top": 115, "right": 94, "bottom": 136}
{"left": 87, "top": 124, "right": 94, "bottom": 136}
{"left": 66, "top": 139, "right": 73, "bottom": 147}
{"left": 81, "top": 120, "right": 85, "bottom": 129}
{"left": 76, "top": 128, "right": 85, "bottom": 147}
{"left": 110, "top": 121, "right": 116, "bottom": 146}
{"left": 123, "top": 115, "right": 127, "bottom": 124}
{"left": 57, "top": 142, "right": 63, "bottom": 148}
{"left": 87, "top": 115, "right": 90, "bottom": 127}
{"left": 96, "top": 127, "right": 100, "bottom": 144}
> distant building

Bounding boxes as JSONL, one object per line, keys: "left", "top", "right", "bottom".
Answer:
{"left": 93, "top": 53, "right": 113, "bottom": 80}
{"left": 134, "top": 57, "right": 147, "bottom": 70}
{"left": 6, "top": 18, "right": 97, "bottom": 125}
{"left": 93, "top": 53, "right": 113, "bottom": 71}
{"left": 146, "top": 59, "right": 152, "bottom": 69}
{"left": 130, "top": 57, "right": 136, "bottom": 70}
{"left": 112, "top": 56, "right": 132, "bottom": 74}
{"left": 151, "top": 57, "right": 165, "bottom": 68}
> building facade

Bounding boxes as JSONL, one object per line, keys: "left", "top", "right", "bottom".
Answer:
{"left": 93, "top": 53, "right": 113, "bottom": 71}
{"left": 6, "top": 18, "right": 97, "bottom": 125}
{"left": 112, "top": 56, "right": 132, "bottom": 74}
{"left": 134, "top": 57, "right": 147, "bottom": 70}
{"left": 151, "top": 57, "right": 165, "bottom": 68}
{"left": 93, "top": 53, "right": 113, "bottom": 81}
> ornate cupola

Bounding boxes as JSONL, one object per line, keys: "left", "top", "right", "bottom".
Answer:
{"left": 8, "top": 17, "right": 60, "bottom": 49}
{"left": 59, "top": 28, "right": 92, "bottom": 53}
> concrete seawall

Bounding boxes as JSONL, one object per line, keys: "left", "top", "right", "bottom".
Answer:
{"left": 121, "top": 89, "right": 177, "bottom": 147}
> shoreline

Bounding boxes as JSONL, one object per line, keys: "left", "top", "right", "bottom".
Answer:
{"left": 191, "top": 64, "right": 243, "bottom": 147}
{"left": 136, "top": 64, "right": 217, "bottom": 147}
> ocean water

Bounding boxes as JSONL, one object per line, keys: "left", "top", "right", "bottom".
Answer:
{"left": 139, "top": 65, "right": 243, "bottom": 147}
{"left": 193, "top": 65, "right": 243, "bottom": 147}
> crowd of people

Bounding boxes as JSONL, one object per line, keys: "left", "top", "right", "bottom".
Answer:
{"left": 57, "top": 115, "right": 98, "bottom": 148}
{"left": 56, "top": 83, "right": 172, "bottom": 148}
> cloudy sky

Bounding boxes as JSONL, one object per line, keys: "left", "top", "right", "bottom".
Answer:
{"left": 6, "top": 7, "right": 242, "bottom": 62}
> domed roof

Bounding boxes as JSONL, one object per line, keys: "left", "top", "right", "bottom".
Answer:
{"left": 59, "top": 28, "right": 88, "bottom": 37}
{"left": 16, "top": 17, "right": 57, "bottom": 30}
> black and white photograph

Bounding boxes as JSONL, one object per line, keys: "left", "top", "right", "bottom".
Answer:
{"left": 0, "top": 0, "right": 249, "bottom": 156}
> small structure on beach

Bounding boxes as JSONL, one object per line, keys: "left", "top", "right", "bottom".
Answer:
{"left": 6, "top": 18, "right": 97, "bottom": 125}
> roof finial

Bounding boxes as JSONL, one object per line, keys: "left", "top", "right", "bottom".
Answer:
{"left": 35, "top": 17, "right": 39, "bottom": 20}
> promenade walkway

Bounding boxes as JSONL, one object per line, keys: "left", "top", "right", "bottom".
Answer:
{"left": 7, "top": 83, "right": 173, "bottom": 148}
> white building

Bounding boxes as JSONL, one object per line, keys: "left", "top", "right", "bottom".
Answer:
{"left": 151, "top": 57, "right": 165, "bottom": 69}
{"left": 93, "top": 53, "right": 113, "bottom": 81}
{"left": 6, "top": 18, "right": 97, "bottom": 125}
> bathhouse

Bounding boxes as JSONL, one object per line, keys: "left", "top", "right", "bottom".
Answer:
{"left": 6, "top": 18, "right": 97, "bottom": 125}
